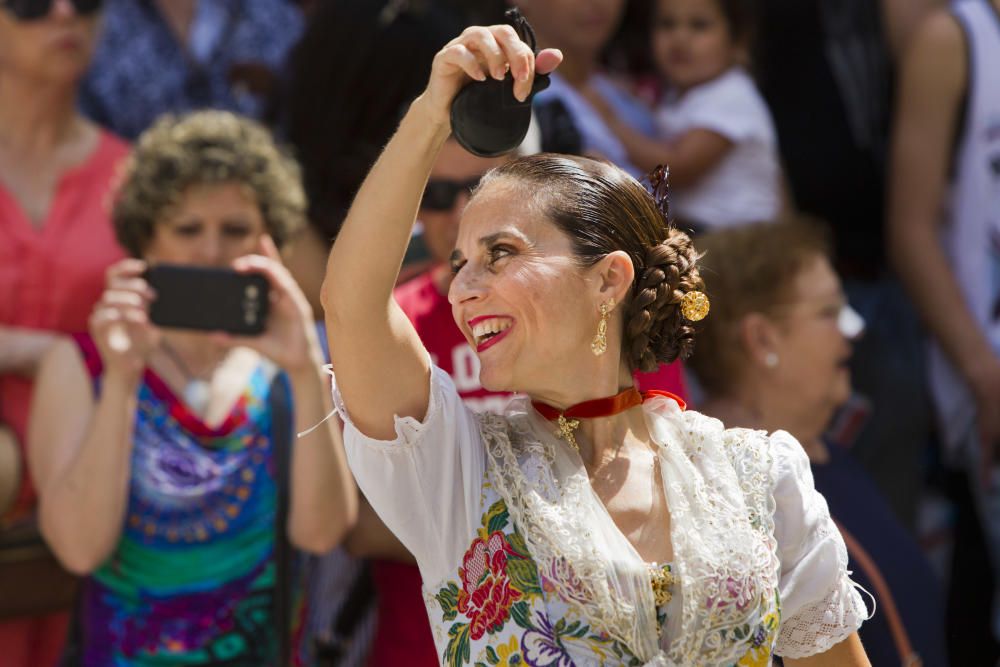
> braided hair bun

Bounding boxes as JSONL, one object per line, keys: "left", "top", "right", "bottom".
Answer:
{"left": 478, "top": 155, "right": 705, "bottom": 372}
{"left": 626, "top": 228, "right": 703, "bottom": 372}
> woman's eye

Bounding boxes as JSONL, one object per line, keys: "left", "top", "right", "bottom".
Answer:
{"left": 174, "top": 225, "right": 201, "bottom": 237}
{"left": 223, "top": 226, "right": 252, "bottom": 238}
{"left": 488, "top": 245, "right": 514, "bottom": 265}
{"left": 450, "top": 259, "right": 467, "bottom": 276}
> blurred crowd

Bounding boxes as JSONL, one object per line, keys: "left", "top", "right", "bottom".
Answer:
{"left": 0, "top": 0, "right": 997, "bottom": 665}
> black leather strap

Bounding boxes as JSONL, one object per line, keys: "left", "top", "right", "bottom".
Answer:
{"left": 270, "top": 374, "right": 293, "bottom": 667}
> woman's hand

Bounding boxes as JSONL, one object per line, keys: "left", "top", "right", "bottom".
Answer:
{"left": 418, "top": 24, "right": 563, "bottom": 127}
{"left": 89, "top": 259, "right": 160, "bottom": 382}
{"left": 224, "top": 235, "right": 322, "bottom": 373}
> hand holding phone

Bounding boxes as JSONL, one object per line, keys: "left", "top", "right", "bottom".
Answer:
{"left": 89, "top": 259, "right": 161, "bottom": 378}
{"left": 145, "top": 265, "right": 270, "bottom": 335}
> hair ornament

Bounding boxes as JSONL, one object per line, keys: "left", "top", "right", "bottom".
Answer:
{"left": 680, "top": 290, "right": 710, "bottom": 322}
{"left": 646, "top": 164, "right": 671, "bottom": 222}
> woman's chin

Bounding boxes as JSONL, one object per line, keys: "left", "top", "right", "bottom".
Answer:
{"left": 477, "top": 366, "right": 514, "bottom": 394}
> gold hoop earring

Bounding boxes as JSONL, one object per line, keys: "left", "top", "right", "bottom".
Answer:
{"left": 591, "top": 299, "right": 614, "bottom": 356}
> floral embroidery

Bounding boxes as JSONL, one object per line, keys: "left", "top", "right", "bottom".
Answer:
{"left": 735, "top": 604, "right": 780, "bottom": 667}
{"left": 459, "top": 531, "right": 523, "bottom": 640}
{"left": 431, "top": 490, "right": 779, "bottom": 666}
{"left": 476, "top": 636, "right": 523, "bottom": 666}
{"left": 437, "top": 499, "right": 541, "bottom": 667}
{"left": 520, "top": 612, "right": 576, "bottom": 667}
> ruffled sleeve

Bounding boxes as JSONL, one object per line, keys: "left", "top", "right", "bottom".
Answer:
{"left": 333, "top": 365, "right": 485, "bottom": 585}
{"left": 769, "top": 431, "right": 870, "bottom": 658}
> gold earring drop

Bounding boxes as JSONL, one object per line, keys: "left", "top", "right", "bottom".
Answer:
{"left": 591, "top": 299, "right": 614, "bottom": 356}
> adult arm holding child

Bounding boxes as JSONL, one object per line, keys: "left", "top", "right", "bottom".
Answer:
{"left": 583, "top": 86, "right": 733, "bottom": 185}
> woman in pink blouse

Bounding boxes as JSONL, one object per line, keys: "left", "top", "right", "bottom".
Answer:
{"left": 0, "top": 1, "right": 129, "bottom": 664}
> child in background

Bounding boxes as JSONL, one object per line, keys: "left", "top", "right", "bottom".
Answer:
{"left": 588, "top": 0, "right": 782, "bottom": 232}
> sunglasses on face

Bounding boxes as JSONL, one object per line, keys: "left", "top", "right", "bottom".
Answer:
{"left": 421, "top": 177, "right": 481, "bottom": 212}
{"left": 1, "top": 0, "right": 102, "bottom": 21}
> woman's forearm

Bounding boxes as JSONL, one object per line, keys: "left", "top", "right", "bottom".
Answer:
{"left": 0, "top": 326, "right": 58, "bottom": 377}
{"left": 38, "top": 371, "right": 138, "bottom": 574}
{"left": 0, "top": 425, "right": 21, "bottom": 516}
{"left": 286, "top": 362, "right": 358, "bottom": 554}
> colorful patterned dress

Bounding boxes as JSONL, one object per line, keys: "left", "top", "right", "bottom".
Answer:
{"left": 73, "top": 336, "right": 297, "bottom": 666}
{"left": 338, "top": 368, "right": 868, "bottom": 666}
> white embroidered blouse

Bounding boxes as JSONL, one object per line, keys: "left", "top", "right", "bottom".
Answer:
{"left": 336, "top": 367, "right": 868, "bottom": 666}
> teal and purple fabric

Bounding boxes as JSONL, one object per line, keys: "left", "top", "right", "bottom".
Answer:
{"left": 73, "top": 335, "right": 294, "bottom": 666}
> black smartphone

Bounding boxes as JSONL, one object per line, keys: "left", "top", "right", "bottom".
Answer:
{"left": 145, "top": 264, "right": 269, "bottom": 335}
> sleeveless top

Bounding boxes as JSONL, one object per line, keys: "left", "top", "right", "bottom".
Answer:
{"left": 72, "top": 335, "right": 298, "bottom": 666}
{"left": 930, "top": 0, "right": 1000, "bottom": 452}
{"left": 338, "top": 367, "right": 868, "bottom": 666}
{"left": 0, "top": 131, "right": 128, "bottom": 519}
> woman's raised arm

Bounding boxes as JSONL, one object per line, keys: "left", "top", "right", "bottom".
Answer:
{"left": 321, "top": 25, "right": 560, "bottom": 439}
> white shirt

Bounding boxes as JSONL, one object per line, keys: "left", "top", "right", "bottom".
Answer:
{"left": 655, "top": 67, "right": 782, "bottom": 229}
{"left": 335, "top": 367, "right": 867, "bottom": 665}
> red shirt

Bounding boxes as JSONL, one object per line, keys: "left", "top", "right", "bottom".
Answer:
{"left": 0, "top": 131, "right": 129, "bottom": 518}
{"left": 367, "top": 268, "right": 688, "bottom": 666}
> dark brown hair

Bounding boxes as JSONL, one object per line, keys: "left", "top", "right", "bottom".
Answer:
{"left": 687, "top": 217, "right": 832, "bottom": 395}
{"left": 650, "top": 0, "right": 756, "bottom": 48}
{"left": 113, "top": 111, "right": 306, "bottom": 257}
{"left": 478, "top": 153, "right": 704, "bottom": 372}
{"left": 713, "top": 0, "right": 754, "bottom": 45}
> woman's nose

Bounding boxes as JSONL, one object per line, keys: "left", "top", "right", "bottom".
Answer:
{"left": 447, "top": 264, "right": 487, "bottom": 306}
{"left": 51, "top": 0, "right": 79, "bottom": 18}
{"left": 195, "top": 234, "right": 226, "bottom": 266}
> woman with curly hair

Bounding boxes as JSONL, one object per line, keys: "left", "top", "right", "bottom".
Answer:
{"left": 27, "top": 110, "right": 356, "bottom": 666}
{"left": 321, "top": 22, "right": 870, "bottom": 667}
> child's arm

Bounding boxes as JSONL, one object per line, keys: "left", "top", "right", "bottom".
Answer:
{"left": 584, "top": 85, "right": 733, "bottom": 185}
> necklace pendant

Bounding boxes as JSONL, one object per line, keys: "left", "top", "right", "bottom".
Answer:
{"left": 183, "top": 379, "right": 211, "bottom": 414}
{"left": 556, "top": 414, "right": 581, "bottom": 451}
{"left": 649, "top": 564, "right": 678, "bottom": 607}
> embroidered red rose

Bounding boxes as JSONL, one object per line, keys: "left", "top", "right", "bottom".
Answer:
{"left": 457, "top": 531, "right": 522, "bottom": 640}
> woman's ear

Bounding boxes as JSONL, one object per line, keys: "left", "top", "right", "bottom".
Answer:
{"left": 593, "top": 250, "right": 635, "bottom": 305}
{"left": 740, "top": 312, "right": 781, "bottom": 369}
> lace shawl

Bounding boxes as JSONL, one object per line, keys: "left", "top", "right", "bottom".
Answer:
{"left": 478, "top": 393, "right": 784, "bottom": 665}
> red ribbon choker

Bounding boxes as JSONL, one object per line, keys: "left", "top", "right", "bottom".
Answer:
{"left": 532, "top": 387, "right": 686, "bottom": 450}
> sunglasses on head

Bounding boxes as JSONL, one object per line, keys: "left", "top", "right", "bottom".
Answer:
{"left": 421, "top": 177, "right": 481, "bottom": 212}
{"left": 1, "top": 0, "right": 102, "bottom": 21}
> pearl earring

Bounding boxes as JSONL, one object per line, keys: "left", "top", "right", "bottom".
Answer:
{"left": 764, "top": 352, "right": 779, "bottom": 368}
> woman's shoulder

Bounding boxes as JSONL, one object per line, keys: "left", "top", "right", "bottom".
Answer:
{"left": 675, "top": 408, "right": 770, "bottom": 453}
{"left": 70, "top": 125, "right": 131, "bottom": 189}
{"left": 671, "top": 409, "right": 807, "bottom": 487}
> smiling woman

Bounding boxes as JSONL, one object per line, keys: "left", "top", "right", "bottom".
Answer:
{"left": 446, "top": 156, "right": 701, "bottom": 395}
{"left": 322, "top": 22, "right": 871, "bottom": 667}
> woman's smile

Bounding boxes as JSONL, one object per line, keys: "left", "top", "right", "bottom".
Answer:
{"left": 468, "top": 315, "right": 515, "bottom": 352}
